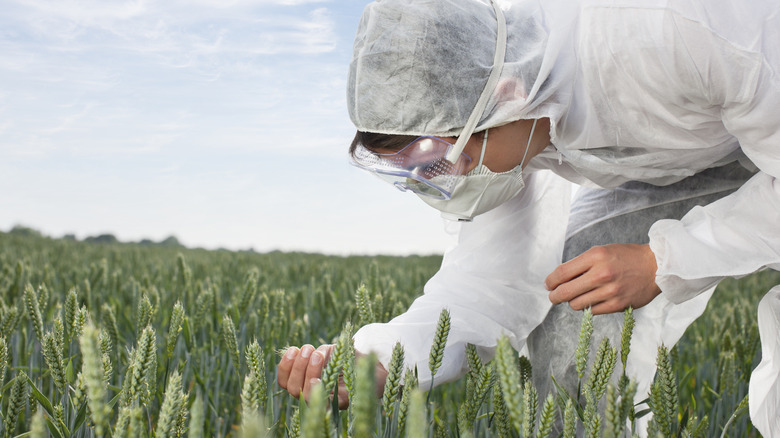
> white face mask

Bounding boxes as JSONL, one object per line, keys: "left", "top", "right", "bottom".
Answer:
{"left": 417, "top": 120, "right": 537, "bottom": 222}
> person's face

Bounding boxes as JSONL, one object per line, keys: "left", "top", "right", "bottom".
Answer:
{"left": 440, "top": 118, "right": 550, "bottom": 173}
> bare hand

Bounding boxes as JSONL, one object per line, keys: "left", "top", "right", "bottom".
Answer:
{"left": 545, "top": 244, "right": 662, "bottom": 315}
{"left": 277, "top": 344, "right": 387, "bottom": 409}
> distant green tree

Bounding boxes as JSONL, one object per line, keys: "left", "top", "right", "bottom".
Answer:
{"left": 9, "top": 225, "right": 42, "bottom": 238}
{"left": 159, "top": 236, "right": 183, "bottom": 247}
{"left": 85, "top": 234, "right": 118, "bottom": 244}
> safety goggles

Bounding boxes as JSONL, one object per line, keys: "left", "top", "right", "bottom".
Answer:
{"left": 351, "top": 136, "right": 473, "bottom": 200}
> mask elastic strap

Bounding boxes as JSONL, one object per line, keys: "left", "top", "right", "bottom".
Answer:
{"left": 520, "top": 119, "right": 537, "bottom": 169}
{"left": 445, "top": 0, "right": 507, "bottom": 163}
{"left": 477, "top": 129, "right": 489, "bottom": 167}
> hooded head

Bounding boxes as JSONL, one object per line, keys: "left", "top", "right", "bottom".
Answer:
{"left": 347, "top": 0, "right": 572, "bottom": 139}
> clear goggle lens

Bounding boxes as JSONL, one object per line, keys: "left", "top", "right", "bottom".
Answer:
{"left": 351, "top": 136, "right": 472, "bottom": 200}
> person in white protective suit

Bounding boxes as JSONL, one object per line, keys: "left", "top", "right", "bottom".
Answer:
{"left": 277, "top": 0, "right": 780, "bottom": 434}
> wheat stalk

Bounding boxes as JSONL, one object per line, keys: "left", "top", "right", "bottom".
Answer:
{"left": 30, "top": 410, "right": 47, "bottom": 438}
{"left": 114, "top": 406, "right": 144, "bottom": 438}
{"left": 73, "top": 305, "right": 89, "bottom": 339}
{"left": 289, "top": 407, "right": 301, "bottom": 438}
{"left": 158, "top": 371, "right": 186, "bottom": 437}
{"left": 352, "top": 352, "right": 378, "bottom": 437}
{"left": 238, "top": 268, "right": 260, "bottom": 315}
{"left": 194, "top": 288, "right": 213, "bottom": 330}
{"left": 136, "top": 294, "right": 153, "bottom": 336}
{"left": 4, "top": 372, "right": 28, "bottom": 438}
{"left": 586, "top": 337, "right": 617, "bottom": 402}
{"left": 620, "top": 308, "right": 635, "bottom": 373}
{"left": 405, "top": 389, "right": 427, "bottom": 438}
{"left": 382, "top": 341, "right": 405, "bottom": 418}
{"left": 355, "top": 283, "right": 375, "bottom": 325}
{"left": 80, "top": 324, "right": 110, "bottom": 435}
{"left": 576, "top": 308, "right": 594, "bottom": 381}
{"left": 52, "top": 316, "right": 65, "bottom": 359}
{"left": 603, "top": 384, "right": 621, "bottom": 438}
{"left": 176, "top": 253, "right": 192, "bottom": 294}
{"left": 428, "top": 308, "right": 451, "bottom": 385}
{"left": 25, "top": 284, "right": 44, "bottom": 343}
{"left": 301, "top": 381, "right": 327, "bottom": 438}
{"left": 101, "top": 303, "right": 119, "bottom": 354}
{"left": 188, "top": 393, "right": 205, "bottom": 438}
{"left": 562, "top": 398, "right": 577, "bottom": 438}
{"left": 464, "top": 353, "right": 492, "bottom": 427}
{"left": 167, "top": 301, "right": 185, "bottom": 359}
{"left": 0, "top": 337, "right": 7, "bottom": 390}
{"left": 64, "top": 287, "right": 78, "bottom": 340}
{"left": 245, "top": 339, "right": 267, "bottom": 411}
{"left": 396, "top": 367, "right": 418, "bottom": 435}
{"left": 42, "top": 331, "right": 66, "bottom": 394}
{"left": 241, "top": 371, "right": 262, "bottom": 419}
{"left": 320, "top": 322, "right": 352, "bottom": 395}
{"left": 537, "top": 393, "right": 556, "bottom": 438}
{"left": 121, "top": 325, "right": 157, "bottom": 408}
{"left": 240, "top": 411, "right": 267, "bottom": 438}
{"left": 0, "top": 307, "right": 20, "bottom": 340}
{"left": 221, "top": 314, "right": 241, "bottom": 373}
{"left": 648, "top": 345, "right": 677, "bottom": 436}
{"left": 496, "top": 336, "right": 524, "bottom": 433}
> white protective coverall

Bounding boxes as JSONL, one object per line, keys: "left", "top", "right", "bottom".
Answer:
{"left": 347, "top": 0, "right": 780, "bottom": 434}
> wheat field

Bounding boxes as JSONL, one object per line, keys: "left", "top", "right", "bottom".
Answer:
{"left": 0, "top": 227, "right": 771, "bottom": 437}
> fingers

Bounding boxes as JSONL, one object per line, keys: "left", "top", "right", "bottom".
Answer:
{"left": 277, "top": 344, "right": 338, "bottom": 402}
{"left": 288, "top": 344, "right": 316, "bottom": 398}
{"left": 546, "top": 244, "right": 662, "bottom": 315}
{"left": 277, "top": 346, "right": 300, "bottom": 390}
{"left": 545, "top": 249, "right": 595, "bottom": 292}
{"left": 302, "top": 346, "right": 330, "bottom": 399}
{"left": 276, "top": 344, "right": 315, "bottom": 398}
{"left": 548, "top": 270, "right": 596, "bottom": 305}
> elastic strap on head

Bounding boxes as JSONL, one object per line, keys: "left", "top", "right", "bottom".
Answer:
{"left": 520, "top": 119, "right": 537, "bottom": 168}
{"left": 445, "top": 0, "right": 507, "bottom": 163}
{"left": 477, "top": 128, "right": 489, "bottom": 166}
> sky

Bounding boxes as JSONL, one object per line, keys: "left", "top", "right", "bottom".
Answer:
{"left": 0, "top": 0, "right": 457, "bottom": 256}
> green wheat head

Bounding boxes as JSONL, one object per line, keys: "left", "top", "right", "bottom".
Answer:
{"left": 42, "top": 330, "right": 66, "bottom": 394}
{"left": 4, "top": 371, "right": 29, "bottom": 438}
{"left": 80, "top": 324, "right": 111, "bottom": 435}
{"left": 245, "top": 339, "right": 267, "bottom": 411}
{"left": 136, "top": 293, "right": 154, "bottom": 336}
{"left": 620, "top": 307, "right": 635, "bottom": 373}
{"left": 64, "top": 287, "right": 78, "bottom": 340}
{"left": 382, "top": 341, "right": 405, "bottom": 418}
{"left": 24, "top": 284, "right": 44, "bottom": 343}
{"left": 188, "top": 393, "right": 205, "bottom": 438}
{"left": 428, "top": 308, "right": 451, "bottom": 382}
{"left": 301, "top": 380, "right": 327, "bottom": 438}
{"left": 157, "top": 371, "right": 188, "bottom": 437}
{"left": 221, "top": 314, "right": 241, "bottom": 373}
{"left": 352, "top": 352, "right": 378, "bottom": 437}
{"left": 576, "top": 308, "right": 594, "bottom": 380}
{"left": 495, "top": 335, "right": 524, "bottom": 434}
{"left": 355, "top": 283, "right": 375, "bottom": 325}
{"left": 320, "top": 321, "right": 353, "bottom": 395}
{"left": 167, "top": 301, "right": 185, "bottom": 359}
{"left": 0, "top": 337, "right": 8, "bottom": 391}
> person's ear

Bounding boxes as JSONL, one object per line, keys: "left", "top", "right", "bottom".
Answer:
{"left": 493, "top": 78, "right": 528, "bottom": 103}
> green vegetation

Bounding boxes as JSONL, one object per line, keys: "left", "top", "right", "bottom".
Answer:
{"left": 0, "top": 228, "right": 772, "bottom": 436}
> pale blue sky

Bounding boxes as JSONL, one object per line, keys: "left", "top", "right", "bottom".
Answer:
{"left": 0, "top": 0, "right": 455, "bottom": 255}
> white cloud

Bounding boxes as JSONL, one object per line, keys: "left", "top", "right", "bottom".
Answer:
{"left": 3, "top": 0, "right": 339, "bottom": 58}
